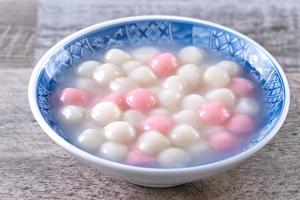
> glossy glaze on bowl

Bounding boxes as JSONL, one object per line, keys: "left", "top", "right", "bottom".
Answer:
{"left": 28, "top": 16, "right": 290, "bottom": 187}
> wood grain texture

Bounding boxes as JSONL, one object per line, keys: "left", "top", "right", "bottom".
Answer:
{"left": 0, "top": 0, "right": 37, "bottom": 68}
{"left": 0, "top": 0, "right": 299, "bottom": 199}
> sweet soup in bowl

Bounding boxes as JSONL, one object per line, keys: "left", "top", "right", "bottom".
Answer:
{"left": 53, "top": 46, "right": 264, "bottom": 168}
{"left": 29, "top": 16, "right": 289, "bottom": 186}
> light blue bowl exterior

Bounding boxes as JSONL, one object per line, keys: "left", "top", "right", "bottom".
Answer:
{"left": 36, "top": 19, "right": 286, "bottom": 153}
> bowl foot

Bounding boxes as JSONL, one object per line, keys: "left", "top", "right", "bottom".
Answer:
{"left": 128, "top": 180, "right": 180, "bottom": 188}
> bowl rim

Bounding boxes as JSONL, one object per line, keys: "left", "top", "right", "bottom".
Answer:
{"left": 28, "top": 15, "right": 290, "bottom": 174}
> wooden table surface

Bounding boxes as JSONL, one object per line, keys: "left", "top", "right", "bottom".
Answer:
{"left": 1, "top": 0, "right": 299, "bottom": 199}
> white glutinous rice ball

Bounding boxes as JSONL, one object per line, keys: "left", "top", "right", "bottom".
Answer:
{"left": 158, "top": 89, "right": 182, "bottom": 111}
{"left": 74, "top": 78, "right": 98, "bottom": 91}
{"left": 173, "top": 110, "right": 201, "bottom": 128}
{"left": 77, "top": 129, "right": 106, "bottom": 152}
{"left": 205, "top": 88, "right": 236, "bottom": 107}
{"left": 181, "top": 94, "right": 206, "bottom": 110}
{"left": 149, "top": 108, "right": 171, "bottom": 116}
{"left": 163, "top": 76, "right": 187, "bottom": 94}
{"left": 178, "top": 46, "right": 205, "bottom": 65}
{"left": 93, "top": 63, "right": 124, "bottom": 86}
{"left": 177, "top": 64, "right": 203, "bottom": 91}
{"left": 99, "top": 142, "right": 128, "bottom": 161}
{"left": 109, "top": 77, "right": 139, "bottom": 93}
{"left": 169, "top": 125, "right": 201, "bottom": 148}
{"left": 214, "top": 60, "right": 241, "bottom": 77}
{"left": 122, "top": 109, "right": 144, "bottom": 127}
{"left": 188, "top": 143, "right": 212, "bottom": 159}
{"left": 149, "top": 86, "right": 163, "bottom": 94}
{"left": 129, "top": 66, "right": 157, "bottom": 87}
{"left": 132, "top": 47, "right": 160, "bottom": 63}
{"left": 137, "top": 131, "right": 170, "bottom": 155}
{"left": 91, "top": 102, "right": 122, "bottom": 126}
{"left": 235, "top": 97, "right": 259, "bottom": 115}
{"left": 60, "top": 105, "right": 85, "bottom": 123}
{"left": 158, "top": 147, "right": 190, "bottom": 168}
{"left": 121, "top": 60, "right": 143, "bottom": 74}
{"left": 104, "top": 121, "right": 136, "bottom": 144}
{"left": 104, "top": 48, "right": 131, "bottom": 66}
{"left": 77, "top": 60, "right": 101, "bottom": 78}
{"left": 203, "top": 66, "right": 230, "bottom": 88}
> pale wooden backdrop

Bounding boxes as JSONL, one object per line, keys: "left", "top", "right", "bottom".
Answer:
{"left": 0, "top": 0, "right": 299, "bottom": 199}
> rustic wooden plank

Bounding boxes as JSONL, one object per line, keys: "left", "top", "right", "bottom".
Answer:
{"left": 0, "top": 67, "right": 299, "bottom": 199}
{"left": 0, "top": 0, "right": 37, "bottom": 68}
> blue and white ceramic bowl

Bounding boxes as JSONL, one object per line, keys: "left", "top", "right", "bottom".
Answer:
{"left": 28, "top": 16, "right": 290, "bottom": 187}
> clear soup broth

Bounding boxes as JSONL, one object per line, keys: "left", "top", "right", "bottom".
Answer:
{"left": 51, "top": 46, "right": 265, "bottom": 168}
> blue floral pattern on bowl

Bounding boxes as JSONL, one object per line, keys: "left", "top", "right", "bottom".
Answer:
{"left": 36, "top": 19, "right": 285, "bottom": 149}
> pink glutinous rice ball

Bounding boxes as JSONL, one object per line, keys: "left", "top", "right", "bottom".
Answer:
{"left": 102, "top": 92, "right": 128, "bottom": 110}
{"left": 126, "top": 88, "right": 158, "bottom": 111}
{"left": 226, "top": 113, "right": 255, "bottom": 135}
{"left": 60, "top": 87, "right": 89, "bottom": 106}
{"left": 126, "top": 150, "right": 156, "bottom": 166}
{"left": 229, "top": 77, "right": 255, "bottom": 97}
{"left": 209, "top": 131, "right": 239, "bottom": 151}
{"left": 199, "top": 101, "right": 232, "bottom": 125}
{"left": 150, "top": 53, "right": 180, "bottom": 77}
{"left": 141, "top": 115, "right": 174, "bottom": 134}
